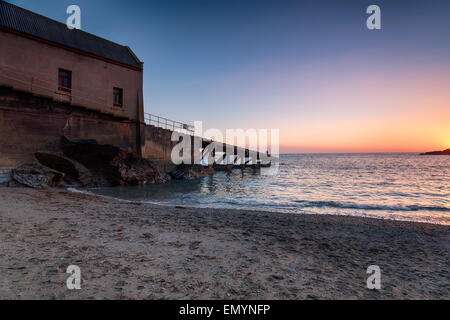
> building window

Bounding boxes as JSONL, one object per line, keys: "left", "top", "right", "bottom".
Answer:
{"left": 58, "top": 69, "right": 72, "bottom": 93}
{"left": 113, "top": 87, "right": 123, "bottom": 107}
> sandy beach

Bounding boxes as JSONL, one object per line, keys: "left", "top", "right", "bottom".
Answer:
{"left": 0, "top": 186, "right": 448, "bottom": 300}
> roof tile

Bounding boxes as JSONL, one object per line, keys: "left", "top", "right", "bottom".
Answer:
{"left": 0, "top": 1, "right": 142, "bottom": 69}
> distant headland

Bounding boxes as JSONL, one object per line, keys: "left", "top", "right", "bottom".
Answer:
{"left": 420, "top": 149, "right": 450, "bottom": 155}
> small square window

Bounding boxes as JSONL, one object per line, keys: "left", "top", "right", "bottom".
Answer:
{"left": 58, "top": 69, "right": 72, "bottom": 93}
{"left": 113, "top": 87, "right": 123, "bottom": 107}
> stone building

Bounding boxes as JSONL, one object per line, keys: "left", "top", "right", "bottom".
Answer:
{"left": 0, "top": 1, "right": 146, "bottom": 167}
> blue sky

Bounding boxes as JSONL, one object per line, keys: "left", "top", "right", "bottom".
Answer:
{"left": 5, "top": 0, "right": 450, "bottom": 152}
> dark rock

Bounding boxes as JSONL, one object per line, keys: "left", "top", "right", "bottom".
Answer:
{"left": 213, "top": 164, "right": 234, "bottom": 172}
{"left": 112, "top": 154, "right": 171, "bottom": 185}
{"left": 35, "top": 152, "right": 92, "bottom": 187}
{"left": 61, "top": 137, "right": 169, "bottom": 186}
{"left": 12, "top": 163, "right": 64, "bottom": 189}
{"left": 170, "top": 164, "right": 215, "bottom": 180}
{"left": 61, "top": 137, "right": 122, "bottom": 186}
{"left": 420, "top": 149, "right": 450, "bottom": 155}
{"left": 170, "top": 169, "right": 190, "bottom": 180}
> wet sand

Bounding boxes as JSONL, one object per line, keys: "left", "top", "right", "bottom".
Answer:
{"left": 0, "top": 186, "right": 448, "bottom": 300}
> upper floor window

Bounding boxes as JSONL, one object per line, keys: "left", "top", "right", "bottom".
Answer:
{"left": 113, "top": 87, "right": 123, "bottom": 107}
{"left": 58, "top": 69, "right": 72, "bottom": 93}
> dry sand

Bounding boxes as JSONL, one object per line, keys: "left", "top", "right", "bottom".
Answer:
{"left": 0, "top": 186, "right": 448, "bottom": 300}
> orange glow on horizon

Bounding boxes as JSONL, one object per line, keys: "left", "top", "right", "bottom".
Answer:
{"left": 208, "top": 52, "right": 450, "bottom": 154}
{"left": 276, "top": 109, "right": 450, "bottom": 153}
{"left": 262, "top": 63, "right": 450, "bottom": 154}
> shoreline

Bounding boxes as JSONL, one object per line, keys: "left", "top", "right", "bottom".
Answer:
{"left": 0, "top": 186, "right": 448, "bottom": 299}
{"left": 70, "top": 186, "right": 450, "bottom": 227}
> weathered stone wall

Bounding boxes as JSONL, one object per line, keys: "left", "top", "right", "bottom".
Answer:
{"left": 142, "top": 125, "right": 178, "bottom": 173}
{"left": 0, "top": 87, "right": 138, "bottom": 167}
{"left": 0, "top": 30, "right": 143, "bottom": 122}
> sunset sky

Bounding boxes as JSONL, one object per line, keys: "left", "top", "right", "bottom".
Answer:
{"left": 7, "top": 0, "right": 450, "bottom": 153}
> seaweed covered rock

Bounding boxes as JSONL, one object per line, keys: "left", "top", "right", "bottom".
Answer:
{"left": 35, "top": 152, "right": 92, "bottom": 187}
{"left": 12, "top": 163, "right": 64, "bottom": 189}
{"left": 110, "top": 149, "right": 171, "bottom": 185}
{"left": 170, "top": 164, "right": 215, "bottom": 180}
{"left": 61, "top": 137, "right": 169, "bottom": 186}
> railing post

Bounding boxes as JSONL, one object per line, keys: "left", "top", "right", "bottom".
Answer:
{"left": 144, "top": 113, "right": 194, "bottom": 136}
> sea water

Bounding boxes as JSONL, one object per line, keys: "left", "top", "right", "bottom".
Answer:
{"left": 90, "top": 153, "right": 450, "bottom": 225}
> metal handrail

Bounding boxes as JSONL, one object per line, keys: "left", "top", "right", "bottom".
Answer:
{"left": 0, "top": 64, "right": 196, "bottom": 136}
{"left": 144, "top": 113, "right": 195, "bottom": 135}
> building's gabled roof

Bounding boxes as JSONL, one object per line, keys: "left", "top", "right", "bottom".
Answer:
{"left": 0, "top": 1, "right": 142, "bottom": 69}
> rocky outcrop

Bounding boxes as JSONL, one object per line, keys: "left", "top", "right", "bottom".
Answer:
{"left": 111, "top": 150, "right": 171, "bottom": 185}
{"left": 170, "top": 164, "right": 215, "bottom": 180}
{"left": 7, "top": 137, "right": 215, "bottom": 189}
{"left": 35, "top": 152, "right": 92, "bottom": 187}
{"left": 420, "top": 149, "right": 450, "bottom": 155}
{"left": 12, "top": 163, "right": 64, "bottom": 189}
{"left": 61, "top": 137, "right": 169, "bottom": 186}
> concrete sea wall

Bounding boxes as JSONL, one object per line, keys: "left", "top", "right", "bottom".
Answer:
{"left": 0, "top": 86, "right": 138, "bottom": 168}
{"left": 142, "top": 125, "right": 178, "bottom": 173}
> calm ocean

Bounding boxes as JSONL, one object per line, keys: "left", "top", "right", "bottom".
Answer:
{"left": 88, "top": 153, "right": 450, "bottom": 225}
